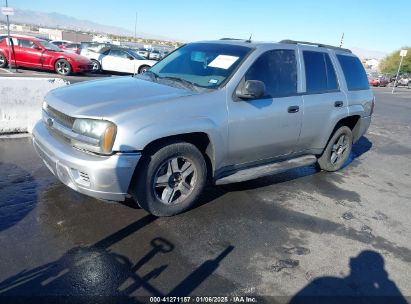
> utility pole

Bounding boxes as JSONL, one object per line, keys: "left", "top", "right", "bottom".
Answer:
{"left": 5, "top": 0, "right": 12, "bottom": 72}
{"left": 339, "top": 33, "right": 344, "bottom": 48}
{"left": 134, "top": 12, "right": 138, "bottom": 42}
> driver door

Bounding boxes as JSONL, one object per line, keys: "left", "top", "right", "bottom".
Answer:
{"left": 227, "top": 49, "right": 303, "bottom": 165}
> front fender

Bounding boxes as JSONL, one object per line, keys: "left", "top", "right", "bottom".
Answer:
{"left": 114, "top": 117, "right": 227, "bottom": 170}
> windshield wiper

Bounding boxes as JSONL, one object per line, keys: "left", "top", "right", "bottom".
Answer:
{"left": 159, "top": 76, "right": 199, "bottom": 89}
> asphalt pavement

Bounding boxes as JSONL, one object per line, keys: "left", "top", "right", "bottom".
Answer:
{"left": 0, "top": 87, "right": 410, "bottom": 303}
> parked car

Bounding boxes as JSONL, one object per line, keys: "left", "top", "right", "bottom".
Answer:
{"left": 369, "top": 75, "right": 389, "bottom": 87}
{"left": 32, "top": 39, "right": 373, "bottom": 216}
{"left": 160, "top": 50, "right": 170, "bottom": 59}
{"left": 136, "top": 48, "right": 149, "bottom": 58}
{"left": 0, "top": 35, "right": 93, "bottom": 75}
{"left": 148, "top": 49, "right": 161, "bottom": 60}
{"left": 82, "top": 46, "right": 156, "bottom": 74}
{"left": 61, "top": 43, "right": 81, "bottom": 55}
{"left": 50, "top": 40, "right": 73, "bottom": 48}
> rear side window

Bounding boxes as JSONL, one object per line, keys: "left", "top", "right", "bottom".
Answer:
{"left": 336, "top": 55, "right": 369, "bottom": 91}
{"left": 303, "top": 51, "right": 338, "bottom": 93}
{"left": 245, "top": 49, "right": 298, "bottom": 97}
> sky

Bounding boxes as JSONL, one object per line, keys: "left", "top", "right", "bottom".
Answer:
{"left": 3, "top": 0, "right": 408, "bottom": 53}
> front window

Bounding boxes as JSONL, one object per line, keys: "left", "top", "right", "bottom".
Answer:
{"left": 148, "top": 43, "right": 251, "bottom": 88}
{"left": 39, "top": 41, "right": 62, "bottom": 52}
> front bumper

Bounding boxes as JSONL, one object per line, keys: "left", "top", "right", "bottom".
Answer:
{"left": 73, "top": 63, "right": 94, "bottom": 73}
{"left": 32, "top": 121, "right": 141, "bottom": 201}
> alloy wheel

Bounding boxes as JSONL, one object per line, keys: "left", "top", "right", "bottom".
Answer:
{"left": 330, "top": 134, "right": 349, "bottom": 165}
{"left": 153, "top": 156, "right": 196, "bottom": 205}
{"left": 56, "top": 61, "right": 69, "bottom": 75}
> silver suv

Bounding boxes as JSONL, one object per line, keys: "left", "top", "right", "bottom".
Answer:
{"left": 32, "top": 39, "right": 374, "bottom": 216}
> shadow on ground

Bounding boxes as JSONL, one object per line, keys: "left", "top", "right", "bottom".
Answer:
{"left": 289, "top": 250, "right": 408, "bottom": 304}
{"left": 0, "top": 214, "right": 234, "bottom": 303}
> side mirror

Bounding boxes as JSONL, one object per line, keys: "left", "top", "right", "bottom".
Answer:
{"left": 128, "top": 56, "right": 134, "bottom": 60}
{"left": 236, "top": 80, "right": 266, "bottom": 100}
{"left": 34, "top": 46, "right": 43, "bottom": 51}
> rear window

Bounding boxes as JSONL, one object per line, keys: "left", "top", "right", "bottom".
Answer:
{"left": 303, "top": 51, "right": 339, "bottom": 93}
{"left": 336, "top": 55, "right": 369, "bottom": 91}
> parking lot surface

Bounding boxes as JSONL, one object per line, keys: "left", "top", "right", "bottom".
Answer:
{"left": 0, "top": 87, "right": 410, "bottom": 302}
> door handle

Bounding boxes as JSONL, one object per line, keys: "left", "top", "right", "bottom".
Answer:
{"left": 288, "top": 106, "right": 299, "bottom": 113}
{"left": 334, "top": 101, "right": 344, "bottom": 107}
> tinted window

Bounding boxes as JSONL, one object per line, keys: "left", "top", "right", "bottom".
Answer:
{"left": 245, "top": 49, "right": 297, "bottom": 97}
{"left": 304, "top": 51, "right": 339, "bottom": 93}
{"left": 337, "top": 55, "right": 369, "bottom": 91}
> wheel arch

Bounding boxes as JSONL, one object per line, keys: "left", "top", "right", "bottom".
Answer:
{"left": 137, "top": 132, "right": 216, "bottom": 181}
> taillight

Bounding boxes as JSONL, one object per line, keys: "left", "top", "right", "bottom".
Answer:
{"left": 371, "top": 96, "right": 375, "bottom": 115}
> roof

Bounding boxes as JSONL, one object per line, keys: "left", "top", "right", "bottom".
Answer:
{"left": 192, "top": 38, "right": 352, "bottom": 53}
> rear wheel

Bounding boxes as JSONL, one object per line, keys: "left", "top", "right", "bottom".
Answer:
{"left": 131, "top": 141, "right": 207, "bottom": 216}
{"left": 0, "top": 53, "right": 7, "bottom": 68}
{"left": 138, "top": 65, "right": 150, "bottom": 74}
{"left": 317, "top": 126, "right": 353, "bottom": 172}
{"left": 55, "top": 59, "right": 72, "bottom": 76}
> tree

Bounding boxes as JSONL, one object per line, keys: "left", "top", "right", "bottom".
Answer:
{"left": 379, "top": 47, "right": 411, "bottom": 75}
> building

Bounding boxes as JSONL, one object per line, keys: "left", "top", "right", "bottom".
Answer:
{"left": 363, "top": 58, "right": 380, "bottom": 71}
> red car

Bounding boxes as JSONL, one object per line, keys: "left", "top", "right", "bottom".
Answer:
{"left": 368, "top": 76, "right": 389, "bottom": 87}
{"left": 0, "top": 35, "right": 93, "bottom": 75}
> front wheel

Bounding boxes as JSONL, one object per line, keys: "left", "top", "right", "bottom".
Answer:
{"left": 131, "top": 141, "right": 207, "bottom": 216}
{"left": 317, "top": 126, "right": 353, "bottom": 172}
{"left": 55, "top": 59, "right": 72, "bottom": 76}
{"left": 91, "top": 59, "right": 101, "bottom": 73}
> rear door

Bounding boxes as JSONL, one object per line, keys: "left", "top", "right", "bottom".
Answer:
{"left": 227, "top": 48, "right": 303, "bottom": 165}
{"left": 297, "top": 48, "right": 348, "bottom": 153}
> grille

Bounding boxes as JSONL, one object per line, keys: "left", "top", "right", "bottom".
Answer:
{"left": 46, "top": 105, "right": 75, "bottom": 129}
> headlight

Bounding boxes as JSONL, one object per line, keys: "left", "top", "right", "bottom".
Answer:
{"left": 72, "top": 118, "right": 117, "bottom": 155}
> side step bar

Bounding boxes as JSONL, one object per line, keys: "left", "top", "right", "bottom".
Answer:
{"left": 215, "top": 155, "right": 317, "bottom": 185}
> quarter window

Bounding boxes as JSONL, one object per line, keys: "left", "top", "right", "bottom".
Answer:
{"left": 245, "top": 49, "right": 298, "bottom": 97}
{"left": 336, "top": 55, "right": 369, "bottom": 91}
{"left": 303, "top": 51, "right": 338, "bottom": 93}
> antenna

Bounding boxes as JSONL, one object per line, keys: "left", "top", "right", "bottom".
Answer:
{"left": 339, "top": 32, "right": 344, "bottom": 48}
{"left": 246, "top": 33, "right": 252, "bottom": 43}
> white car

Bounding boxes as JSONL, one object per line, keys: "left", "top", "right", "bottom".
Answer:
{"left": 148, "top": 50, "right": 161, "bottom": 60}
{"left": 50, "top": 40, "right": 73, "bottom": 48}
{"left": 84, "top": 47, "right": 156, "bottom": 74}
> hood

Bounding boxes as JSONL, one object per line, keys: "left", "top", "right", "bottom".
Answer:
{"left": 62, "top": 52, "right": 91, "bottom": 63}
{"left": 45, "top": 76, "right": 197, "bottom": 119}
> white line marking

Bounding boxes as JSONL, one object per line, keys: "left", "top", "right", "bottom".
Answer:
{"left": 0, "top": 68, "right": 13, "bottom": 74}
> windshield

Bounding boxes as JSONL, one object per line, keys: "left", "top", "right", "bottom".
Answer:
{"left": 39, "top": 41, "right": 62, "bottom": 52}
{"left": 149, "top": 43, "right": 251, "bottom": 88}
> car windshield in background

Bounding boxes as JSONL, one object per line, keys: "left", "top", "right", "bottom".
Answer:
{"left": 149, "top": 43, "right": 251, "bottom": 88}
{"left": 39, "top": 41, "right": 62, "bottom": 52}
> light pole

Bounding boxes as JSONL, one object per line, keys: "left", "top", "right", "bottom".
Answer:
{"left": 392, "top": 49, "right": 408, "bottom": 94}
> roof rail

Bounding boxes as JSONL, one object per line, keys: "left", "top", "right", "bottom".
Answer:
{"left": 219, "top": 38, "right": 243, "bottom": 41}
{"left": 280, "top": 39, "right": 352, "bottom": 53}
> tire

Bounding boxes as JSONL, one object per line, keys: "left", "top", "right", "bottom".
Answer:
{"left": 91, "top": 59, "right": 101, "bottom": 73}
{"left": 138, "top": 65, "right": 150, "bottom": 74}
{"left": 0, "top": 52, "right": 7, "bottom": 68}
{"left": 55, "top": 59, "right": 72, "bottom": 76}
{"left": 317, "top": 126, "right": 353, "bottom": 172}
{"left": 131, "top": 141, "right": 207, "bottom": 216}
